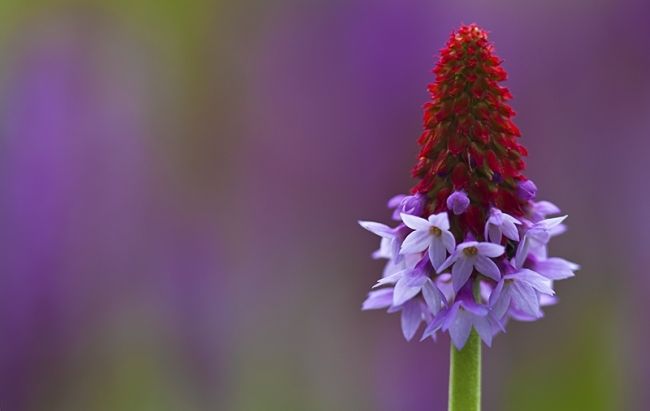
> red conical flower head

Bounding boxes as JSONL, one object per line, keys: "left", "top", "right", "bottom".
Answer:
{"left": 412, "top": 24, "right": 529, "bottom": 235}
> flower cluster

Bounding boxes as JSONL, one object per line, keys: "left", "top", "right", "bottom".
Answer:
{"left": 359, "top": 25, "right": 578, "bottom": 349}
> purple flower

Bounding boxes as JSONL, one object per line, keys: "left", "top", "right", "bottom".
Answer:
{"left": 388, "top": 193, "right": 425, "bottom": 220}
{"left": 514, "top": 216, "right": 567, "bottom": 268}
{"left": 484, "top": 208, "right": 521, "bottom": 243}
{"left": 422, "top": 285, "right": 502, "bottom": 348}
{"left": 446, "top": 190, "right": 470, "bottom": 215}
{"left": 438, "top": 241, "right": 505, "bottom": 291}
{"left": 490, "top": 268, "right": 555, "bottom": 319}
{"left": 517, "top": 179, "right": 538, "bottom": 200}
{"left": 359, "top": 220, "right": 409, "bottom": 262}
{"left": 399, "top": 212, "right": 456, "bottom": 270}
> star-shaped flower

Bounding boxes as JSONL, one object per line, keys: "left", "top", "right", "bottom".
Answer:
{"left": 438, "top": 241, "right": 505, "bottom": 291}
{"left": 399, "top": 212, "right": 456, "bottom": 270}
{"left": 489, "top": 268, "right": 555, "bottom": 319}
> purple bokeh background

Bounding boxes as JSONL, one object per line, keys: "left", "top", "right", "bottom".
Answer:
{"left": 0, "top": 0, "right": 648, "bottom": 410}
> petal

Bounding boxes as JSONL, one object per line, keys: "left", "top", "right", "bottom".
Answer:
{"left": 461, "top": 299, "right": 488, "bottom": 316}
{"left": 487, "top": 224, "right": 502, "bottom": 244}
{"left": 534, "top": 257, "right": 579, "bottom": 280}
{"left": 476, "top": 242, "right": 505, "bottom": 257}
{"left": 388, "top": 194, "right": 405, "bottom": 209}
{"left": 400, "top": 230, "right": 430, "bottom": 254}
{"left": 514, "top": 237, "right": 530, "bottom": 268}
{"left": 400, "top": 213, "right": 430, "bottom": 231}
{"left": 428, "top": 212, "right": 450, "bottom": 231}
{"left": 534, "top": 201, "right": 561, "bottom": 216}
{"left": 441, "top": 230, "right": 456, "bottom": 253}
{"left": 373, "top": 270, "right": 405, "bottom": 288}
{"left": 501, "top": 219, "right": 520, "bottom": 241}
{"left": 540, "top": 215, "right": 568, "bottom": 229}
{"left": 372, "top": 237, "right": 392, "bottom": 259}
{"left": 452, "top": 257, "right": 474, "bottom": 291}
{"left": 510, "top": 281, "right": 540, "bottom": 317}
{"left": 393, "top": 270, "right": 427, "bottom": 306}
{"left": 437, "top": 252, "right": 458, "bottom": 273}
{"left": 358, "top": 221, "right": 394, "bottom": 239}
{"left": 362, "top": 288, "right": 394, "bottom": 310}
{"left": 473, "top": 316, "right": 495, "bottom": 347}
{"left": 475, "top": 255, "right": 501, "bottom": 281}
{"left": 421, "top": 279, "right": 443, "bottom": 314}
{"left": 400, "top": 300, "right": 422, "bottom": 341}
{"left": 448, "top": 310, "right": 473, "bottom": 350}
{"left": 428, "top": 238, "right": 447, "bottom": 271}
{"left": 514, "top": 268, "right": 555, "bottom": 295}
{"left": 490, "top": 284, "right": 511, "bottom": 319}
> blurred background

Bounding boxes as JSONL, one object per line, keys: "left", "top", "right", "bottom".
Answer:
{"left": 0, "top": 0, "right": 648, "bottom": 410}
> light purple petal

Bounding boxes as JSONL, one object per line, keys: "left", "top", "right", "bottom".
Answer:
{"left": 372, "top": 237, "right": 392, "bottom": 259}
{"left": 428, "top": 212, "right": 450, "bottom": 231}
{"left": 428, "top": 238, "right": 447, "bottom": 271}
{"left": 514, "top": 237, "right": 530, "bottom": 268}
{"left": 393, "top": 270, "right": 427, "bottom": 306}
{"left": 473, "top": 316, "right": 494, "bottom": 347}
{"left": 474, "top": 255, "right": 501, "bottom": 281}
{"left": 535, "top": 201, "right": 561, "bottom": 216}
{"left": 540, "top": 294, "right": 558, "bottom": 307}
{"left": 358, "top": 221, "right": 394, "bottom": 239}
{"left": 487, "top": 224, "right": 502, "bottom": 244}
{"left": 476, "top": 242, "right": 505, "bottom": 257}
{"left": 362, "top": 288, "right": 394, "bottom": 310}
{"left": 421, "top": 279, "right": 443, "bottom": 314}
{"left": 452, "top": 257, "right": 474, "bottom": 291}
{"left": 400, "top": 213, "right": 430, "bottom": 231}
{"left": 437, "top": 252, "right": 458, "bottom": 273}
{"left": 534, "top": 257, "right": 578, "bottom": 280}
{"left": 510, "top": 282, "right": 540, "bottom": 317}
{"left": 448, "top": 310, "right": 473, "bottom": 350}
{"left": 400, "top": 300, "right": 422, "bottom": 341}
{"left": 490, "top": 284, "right": 511, "bottom": 320}
{"left": 388, "top": 194, "right": 405, "bottom": 209}
{"left": 400, "top": 229, "right": 430, "bottom": 254}
{"left": 549, "top": 224, "right": 567, "bottom": 237}
{"left": 539, "top": 215, "right": 568, "bottom": 229}
{"left": 501, "top": 219, "right": 520, "bottom": 242}
{"left": 514, "top": 268, "right": 555, "bottom": 295}
{"left": 441, "top": 230, "right": 456, "bottom": 253}
{"left": 373, "top": 270, "right": 404, "bottom": 288}
{"left": 461, "top": 299, "right": 488, "bottom": 316}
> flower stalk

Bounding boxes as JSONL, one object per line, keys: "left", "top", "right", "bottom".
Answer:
{"left": 448, "top": 281, "right": 482, "bottom": 411}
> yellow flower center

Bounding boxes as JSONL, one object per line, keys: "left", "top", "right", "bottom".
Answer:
{"left": 463, "top": 246, "right": 478, "bottom": 257}
{"left": 429, "top": 226, "right": 442, "bottom": 237}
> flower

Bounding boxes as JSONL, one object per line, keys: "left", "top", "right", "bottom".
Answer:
{"left": 484, "top": 208, "right": 521, "bottom": 243}
{"left": 489, "top": 268, "right": 555, "bottom": 319}
{"left": 517, "top": 180, "right": 537, "bottom": 201}
{"left": 446, "top": 190, "right": 470, "bottom": 215}
{"left": 514, "top": 216, "right": 567, "bottom": 268}
{"left": 399, "top": 212, "right": 456, "bottom": 270}
{"left": 422, "top": 284, "right": 502, "bottom": 348}
{"left": 358, "top": 24, "right": 577, "bottom": 347}
{"left": 388, "top": 193, "right": 425, "bottom": 221}
{"left": 438, "top": 242, "right": 505, "bottom": 291}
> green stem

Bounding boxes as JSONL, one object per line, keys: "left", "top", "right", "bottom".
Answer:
{"left": 448, "top": 282, "right": 482, "bottom": 411}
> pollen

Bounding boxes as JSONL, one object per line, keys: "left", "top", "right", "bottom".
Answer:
{"left": 463, "top": 246, "right": 478, "bottom": 257}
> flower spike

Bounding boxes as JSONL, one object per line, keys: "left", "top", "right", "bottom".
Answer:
{"left": 359, "top": 24, "right": 577, "bottom": 349}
